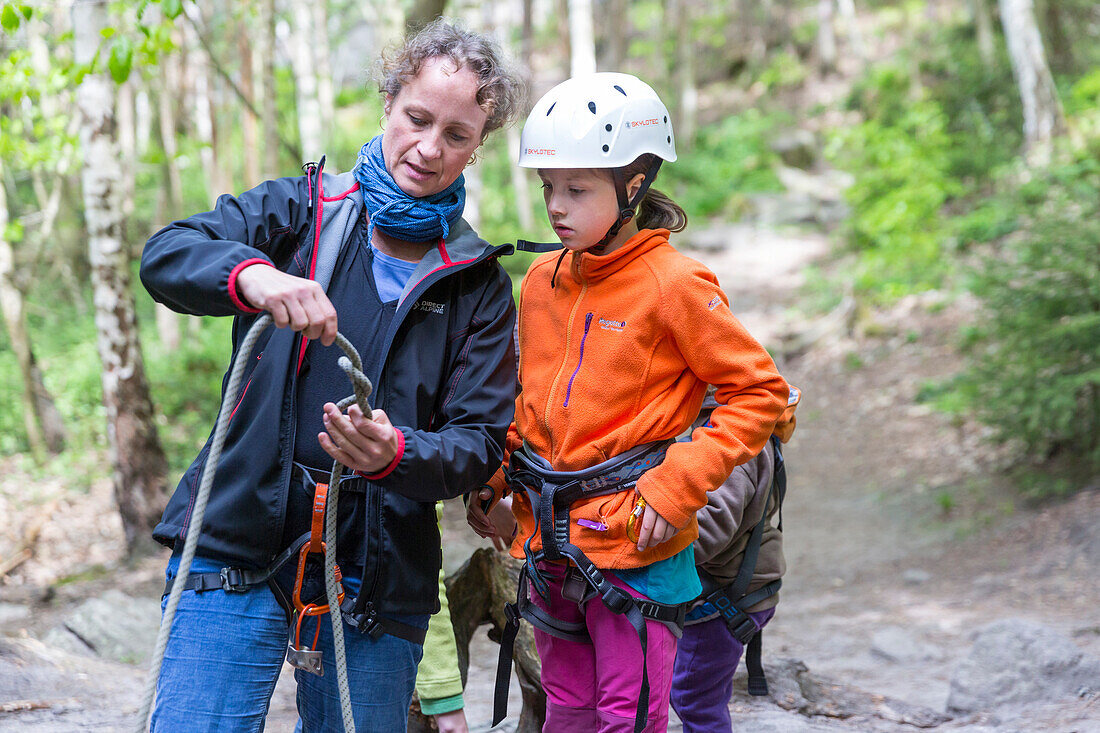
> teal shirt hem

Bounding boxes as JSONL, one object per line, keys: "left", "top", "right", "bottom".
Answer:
{"left": 613, "top": 544, "right": 701, "bottom": 604}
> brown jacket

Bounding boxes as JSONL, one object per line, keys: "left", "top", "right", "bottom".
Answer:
{"left": 693, "top": 438, "right": 784, "bottom": 612}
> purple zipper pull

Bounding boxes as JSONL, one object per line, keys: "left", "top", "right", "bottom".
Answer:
{"left": 577, "top": 518, "right": 608, "bottom": 532}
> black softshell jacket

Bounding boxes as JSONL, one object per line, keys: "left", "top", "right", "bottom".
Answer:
{"left": 140, "top": 168, "right": 517, "bottom": 615}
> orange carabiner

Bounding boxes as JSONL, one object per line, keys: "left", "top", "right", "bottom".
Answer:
{"left": 291, "top": 482, "right": 346, "bottom": 615}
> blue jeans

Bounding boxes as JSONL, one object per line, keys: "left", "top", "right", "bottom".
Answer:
{"left": 151, "top": 554, "right": 428, "bottom": 733}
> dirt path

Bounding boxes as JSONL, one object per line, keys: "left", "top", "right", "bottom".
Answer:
{"left": 2, "top": 221, "right": 1098, "bottom": 731}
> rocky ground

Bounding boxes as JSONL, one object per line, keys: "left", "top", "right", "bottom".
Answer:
{"left": 1, "top": 216, "right": 1098, "bottom": 732}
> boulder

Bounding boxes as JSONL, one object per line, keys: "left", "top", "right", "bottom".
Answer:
{"left": 947, "top": 618, "right": 1100, "bottom": 713}
{"left": 42, "top": 589, "right": 161, "bottom": 665}
{"left": 870, "top": 626, "right": 943, "bottom": 663}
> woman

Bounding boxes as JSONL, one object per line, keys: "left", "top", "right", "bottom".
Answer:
{"left": 140, "top": 20, "right": 523, "bottom": 732}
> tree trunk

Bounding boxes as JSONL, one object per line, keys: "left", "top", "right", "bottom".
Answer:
{"left": 292, "top": 0, "right": 323, "bottom": 160}
{"left": 312, "top": 1, "right": 335, "bottom": 143}
{"left": 604, "top": 0, "right": 626, "bottom": 71}
{"left": 836, "top": 0, "right": 866, "bottom": 65}
{"left": 674, "top": 0, "right": 697, "bottom": 148}
{"left": 998, "top": 0, "right": 1066, "bottom": 165}
{"left": 968, "top": 0, "right": 996, "bottom": 65}
{"left": 185, "top": 4, "right": 230, "bottom": 202}
{"left": 260, "top": 0, "right": 280, "bottom": 178}
{"left": 568, "top": 0, "right": 597, "bottom": 75}
{"left": 1040, "top": 0, "right": 1073, "bottom": 74}
{"left": 239, "top": 19, "right": 261, "bottom": 188}
{"left": 0, "top": 162, "right": 65, "bottom": 461}
{"left": 405, "top": 0, "right": 447, "bottom": 35}
{"left": 116, "top": 80, "right": 136, "bottom": 219}
{"left": 73, "top": 0, "right": 170, "bottom": 554}
{"left": 818, "top": 0, "right": 838, "bottom": 74}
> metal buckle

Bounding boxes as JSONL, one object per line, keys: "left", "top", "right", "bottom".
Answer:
{"left": 220, "top": 567, "right": 248, "bottom": 592}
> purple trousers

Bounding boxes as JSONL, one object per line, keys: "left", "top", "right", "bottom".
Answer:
{"left": 669, "top": 609, "right": 774, "bottom": 733}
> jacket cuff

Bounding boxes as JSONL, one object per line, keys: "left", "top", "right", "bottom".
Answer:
{"left": 357, "top": 429, "right": 405, "bottom": 480}
{"left": 228, "top": 258, "right": 274, "bottom": 313}
{"left": 419, "top": 693, "right": 464, "bottom": 716}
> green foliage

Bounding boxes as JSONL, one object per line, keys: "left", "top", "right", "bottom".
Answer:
{"left": 830, "top": 94, "right": 960, "bottom": 297}
{"left": 662, "top": 109, "right": 786, "bottom": 219}
{"left": 959, "top": 155, "right": 1100, "bottom": 472}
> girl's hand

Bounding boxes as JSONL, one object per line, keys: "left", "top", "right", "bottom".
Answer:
{"left": 432, "top": 709, "right": 469, "bottom": 733}
{"left": 634, "top": 500, "right": 679, "bottom": 552}
{"left": 318, "top": 404, "right": 399, "bottom": 474}
{"left": 236, "top": 264, "right": 338, "bottom": 346}
{"left": 466, "top": 489, "right": 516, "bottom": 551}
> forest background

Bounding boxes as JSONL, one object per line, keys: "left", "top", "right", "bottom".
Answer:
{"left": 0, "top": 0, "right": 1096, "bottom": 580}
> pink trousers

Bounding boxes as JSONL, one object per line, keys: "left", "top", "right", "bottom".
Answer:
{"left": 530, "top": 564, "right": 677, "bottom": 733}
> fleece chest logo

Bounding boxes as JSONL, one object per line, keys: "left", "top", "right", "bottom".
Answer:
{"left": 414, "top": 300, "right": 445, "bottom": 315}
{"left": 707, "top": 296, "right": 722, "bottom": 311}
{"left": 598, "top": 317, "right": 626, "bottom": 332}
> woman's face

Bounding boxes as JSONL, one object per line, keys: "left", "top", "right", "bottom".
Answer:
{"left": 382, "top": 57, "right": 488, "bottom": 198}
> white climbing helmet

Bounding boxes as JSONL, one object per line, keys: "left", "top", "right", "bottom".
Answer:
{"left": 519, "top": 72, "right": 677, "bottom": 170}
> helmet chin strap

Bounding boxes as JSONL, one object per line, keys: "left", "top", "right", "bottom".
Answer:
{"left": 589, "top": 159, "right": 664, "bottom": 254}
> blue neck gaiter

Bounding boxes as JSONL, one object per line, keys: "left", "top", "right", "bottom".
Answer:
{"left": 352, "top": 135, "right": 466, "bottom": 244}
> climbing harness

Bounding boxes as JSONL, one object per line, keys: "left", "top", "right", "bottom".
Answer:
{"left": 492, "top": 440, "right": 687, "bottom": 733}
{"left": 136, "top": 313, "right": 373, "bottom": 733}
{"left": 693, "top": 434, "right": 787, "bottom": 697}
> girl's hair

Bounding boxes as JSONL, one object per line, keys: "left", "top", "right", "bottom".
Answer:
{"left": 378, "top": 19, "right": 525, "bottom": 141}
{"left": 616, "top": 153, "right": 688, "bottom": 233}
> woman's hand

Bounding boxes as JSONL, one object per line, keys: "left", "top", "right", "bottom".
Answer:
{"left": 633, "top": 500, "right": 679, "bottom": 552}
{"left": 236, "top": 264, "right": 338, "bottom": 346}
{"left": 467, "top": 488, "right": 516, "bottom": 551}
{"left": 431, "top": 709, "right": 469, "bottom": 733}
{"left": 318, "top": 404, "right": 399, "bottom": 474}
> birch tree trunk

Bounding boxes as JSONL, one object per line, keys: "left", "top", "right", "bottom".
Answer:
{"left": 292, "top": 0, "right": 323, "bottom": 160}
{"left": 260, "top": 0, "right": 280, "bottom": 178}
{"left": 998, "top": 0, "right": 1066, "bottom": 165}
{"left": 73, "top": 0, "right": 169, "bottom": 554}
{"left": 567, "top": 0, "right": 596, "bottom": 76}
{"left": 837, "top": 0, "right": 866, "bottom": 65}
{"left": 156, "top": 60, "right": 184, "bottom": 350}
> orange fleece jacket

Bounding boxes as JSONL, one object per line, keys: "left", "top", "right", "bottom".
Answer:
{"left": 494, "top": 228, "right": 788, "bottom": 569}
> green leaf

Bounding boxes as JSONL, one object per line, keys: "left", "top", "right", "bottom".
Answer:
{"left": 18, "top": 4, "right": 31, "bottom": 20}
{"left": 107, "top": 37, "right": 133, "bottom": 83}
{"left": 100, "top": 26, "right": 115, "bottom": 39}
{"left": 162, "top": 0, "right": 183, "bottom": 19}
{"left": 1, "top": 4, "right": 21, "bottom": 33}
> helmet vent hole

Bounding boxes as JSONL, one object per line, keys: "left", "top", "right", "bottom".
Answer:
{"left": 602, "top": 144, "right": 609, "bottom": 152}
{"left": 546, "top": 101, "right": 556, "bottom": 116}
{"left": 613, "top": 85, "right": 627, "bottom": 96}
{"left": 588, "top": 101, "right": 597, "bottom": 114}
{"left": 605, "top": 124, "right": 612, "bottom": 132}
{"left": 667, "top": 136, "right": 671, "bottom": 143}
{"left": 663, "top": 115, "right": 668, "bottom": 123}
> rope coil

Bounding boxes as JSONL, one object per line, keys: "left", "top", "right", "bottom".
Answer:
{"left": 137, "top": 314, "right": 369, "bottom": 733}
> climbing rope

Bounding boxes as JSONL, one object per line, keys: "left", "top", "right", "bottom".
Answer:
{"left": 136, "top": 313, "right": 372, "bottom": 733}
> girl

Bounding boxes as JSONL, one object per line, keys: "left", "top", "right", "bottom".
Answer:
{"left": 469, "top": 72, "right": 787, "bottom": 733}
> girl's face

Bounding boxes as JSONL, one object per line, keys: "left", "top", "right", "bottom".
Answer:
{"left": 382, "top": 57, "right": 488, "bottom": 198}
{"left": 538, "top": 168, "right": 621, "bottom": 252}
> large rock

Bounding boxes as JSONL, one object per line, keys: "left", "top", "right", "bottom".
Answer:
{"left": 947, "top": 618, "right": 1100, "bottom": 713}
{"left": 759, "top": 657, "right": 950, "bottom": 728}
{"left": 870, "top": 626, "right": 943, "bottom": 663}
{"left": 769, "top": 129, "right": 819, "bottom": 170}
{"left": 42, "top": 589, "right": 161, "bottom": 665}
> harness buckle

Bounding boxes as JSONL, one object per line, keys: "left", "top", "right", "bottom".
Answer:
{"left": 220, "top": 567, "right": 249, "bottom": 592}
{"left": 601, "top": 586, "right": 633, "bottom": 615}
{"left": 727, "top": 613, "right": 758, "bottom": 644}
{"left": 504, "top": 602, "right": 521, "bottom": 626}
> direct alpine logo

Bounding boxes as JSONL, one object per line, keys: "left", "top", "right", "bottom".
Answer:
{"left": 628, "top": 119, "right": 660, "bottom": 128}
{"left": 598, "top": 318, "right": 626, "bottom": 332}
{"left": 414, "top": 300, "right": 445, "bottom": 315}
